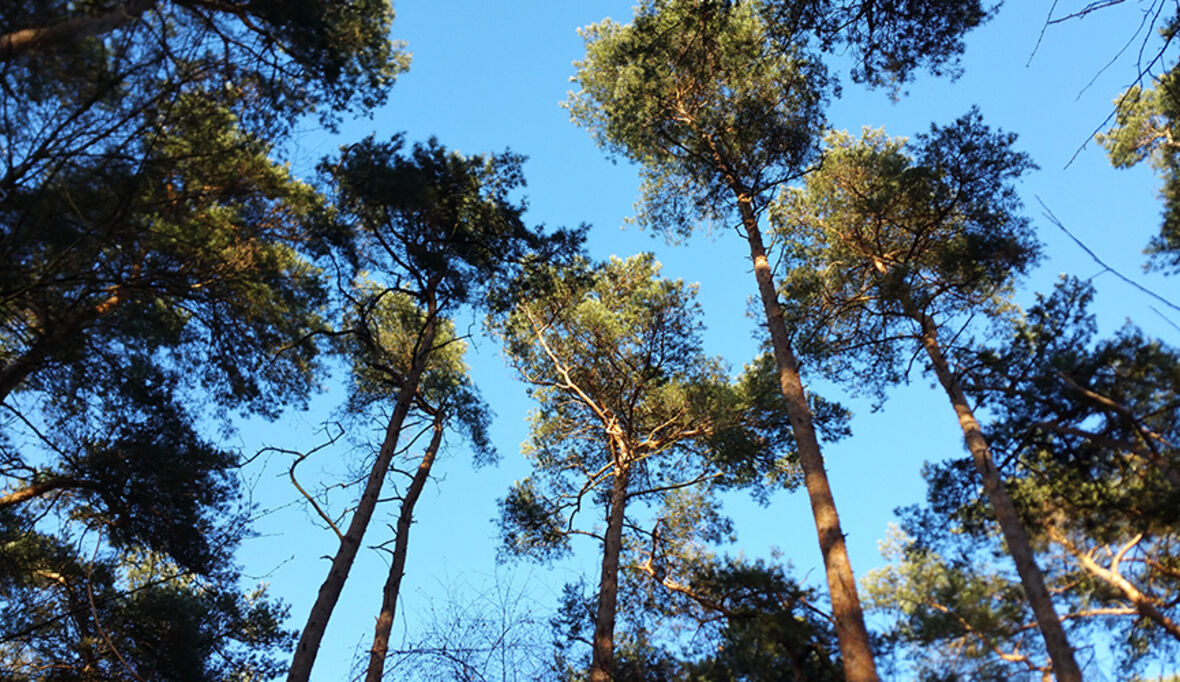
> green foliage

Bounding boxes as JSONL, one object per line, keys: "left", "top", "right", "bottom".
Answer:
{"left": 500, "top": 477, "right": 571, "bottom": 561}
{"left": 762, "top": 0, "right": 994, "bottom": 91}
{"left": 568, "top": 0, "right": 995, "bottom": 236}
{"left": 0, "top": 102, "right": 323, "bottom": 678}
{"left": 491, "top": 255, "right": 810, "bottom": 551}
{"left": 318, "top": 135, "right": 580, "bottom": 308}
{"left": 672, "top": 557, "right": 844, "bottom": 681}
{"left": 1, "top": 91, "right": 327, "bottom": 416}
{"left": 549, "top": 577, "right": 686, "bottom": 682}
{"left": 773, "top": 111, "right": 1037, "bottom": 391}
{"left": 293, "top": 133, "right": 584, "bottom": 681}
{"left": 0, "top": 0, "right": 407, "bottom": 420}
{"left": 1, "top": 0, "right": 405, "bottom": 675}
{"left": 317, "top": 134, "right": 582, "bottom": 473}
{"left": 491, "top": 254, "right": 743, "bottom": 557}
{"left": 864, "top": 527, "right": 1045, "bottom": 681}
{"left": 872, "top": 279, "right": 1180, "bottom": 676}
{"left": 0, "top": 544, "right": 294, "bottom": 680}
{"left": 1, "top": 0, "right": 408, "bottom": 130}
{"left": 339, "top": 284, "right": 495, "bottom": 465}
{"left": 980, "top": 281, "right": 1180, "bottom": 670}
{"left": 567, "top": 0, "right": 830, "bottom": 235}
{"left": 549, "top": 553, "right": 844, "bottom": 681}
{"left": 0, "top": 100, "right": 314, "bottom": 666}
{"left": 492, "top": 255, "right": 832, "bottom": 677}
{"left": 1098, "top": 16, "right": 1180, "bottom": 272}
{"left": 716, "top": 352, "right": 851, "bottom": 497}
{"left": 976, "top": 278, "right": 1180, "bottom": 536}
{"left": 236, "top": 0, "right": 408, "bottom": 118}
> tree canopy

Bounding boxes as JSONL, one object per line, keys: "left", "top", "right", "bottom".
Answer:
{"left": 492, "top": 253, "right": 825, "bottom": 679}
{"left": 6, "top": 1, "right": 1180, "bottom": 680}
{"left": 1, "top": 0, "right": 404, "bottom": 676}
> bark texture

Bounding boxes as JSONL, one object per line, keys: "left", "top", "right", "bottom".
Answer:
{"left": 287, "top": 308, "right": 439, "bottom": 682}
{"left": 919, "top": 315, "right": 1083, "bottom": 682}
{"left": 738, "top": 199, "right": 880, "bottom": 682}
{"left": 589, "top": 459, "right": 630, "bottom": 682}
{"left": 364, "top": 417, "right": 445, "bottom": 682}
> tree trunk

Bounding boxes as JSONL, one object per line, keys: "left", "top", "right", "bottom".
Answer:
{"left": 287, "top": 304, "right": 439, "bottom": 682}
{"left": 918, "top": 314, "right": 1083, "bottom": 682}
{"left": 737, "top": 199, "right": 879, "bottom": 682}
{"left": 589, "top": 460, "right": 630, "bottom": 682}
{"left": 364, "top": 416, "right": 445, "bottom": 682}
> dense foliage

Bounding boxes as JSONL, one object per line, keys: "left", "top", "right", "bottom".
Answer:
{"left": 1, "top": 0, "right": 404, "bottom": 677}
{"left": 3, "top": 0, "right": 1178, "bottom": 680}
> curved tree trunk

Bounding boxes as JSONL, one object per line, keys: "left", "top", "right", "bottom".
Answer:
{"left": 918, "top": 314, "right": 1083, "bottom": 682}
{"left": 364, "top": 416, "right": 445, "bottom": 682}
{"left": 288, "top": 301, "right": 439, "bottom": 682}
{"left": 589, "top": 461, "right": 630, "bottom": 682}
{"left": 738, "top": 199, "right": 879, "bottom": 682}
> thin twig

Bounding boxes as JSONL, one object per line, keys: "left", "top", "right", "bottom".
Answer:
{"left": 1037, "top": 196, "right": 1180, "bottom": 314}
{"left": 1027, "top": 0, "right": 1062, "bottom": 66}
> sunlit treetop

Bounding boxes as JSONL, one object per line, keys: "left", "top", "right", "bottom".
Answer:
{"left": 567, "top": 0, "right": 996, "bottom": 237}
{"left": 567, "top": 0, "right": 830, "bottom": 234}
{"left": 338, "top": 284, "right": 496, "bottom": 467}
{"left": 1098, "top": 13, "right": 1180, "bottom": 273}
{"left": 773, "top": 111, "right": 1037, "bottom": 390}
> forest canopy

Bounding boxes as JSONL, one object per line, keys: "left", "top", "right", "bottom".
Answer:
{"left": 1, "top": 1, "right": 1178, "bottom": 681}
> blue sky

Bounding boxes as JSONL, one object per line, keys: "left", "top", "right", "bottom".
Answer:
{"left": 234, "top": 2, "right": 1178, "bottom": 678}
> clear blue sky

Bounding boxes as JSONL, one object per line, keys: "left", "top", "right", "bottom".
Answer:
{"left": 233, "top": 2, "right": 1178, "bottom": 679}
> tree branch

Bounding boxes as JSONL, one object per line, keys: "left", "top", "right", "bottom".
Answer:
{"left": 0, "top": 0, "right": 158, "bottom": 62}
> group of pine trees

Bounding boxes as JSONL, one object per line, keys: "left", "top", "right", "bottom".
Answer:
{"left": 1, "top": 0, "right": 1177, "bottom": 680}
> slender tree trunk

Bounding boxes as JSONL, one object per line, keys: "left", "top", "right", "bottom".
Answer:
{"left": 918, "top": 314, "right": 1083, "bottom": 682}
{"left": 589, "top": 461, "right": 630, "bottom": 682}
{"left": 287, "top": 304, "right": 439, "bottom": 682}
{"left": 737, "top": 199, "right": 879, "bottom": 682}
{"left": 364, "top": 416, "right": 445, "bottom": 682}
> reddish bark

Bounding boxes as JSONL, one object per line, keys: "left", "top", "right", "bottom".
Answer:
{"left": 739, "top": 202, "right": 879, "bottom": 681}
{"left": 589, "top": 456, "right": 630, "bottom": 682}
